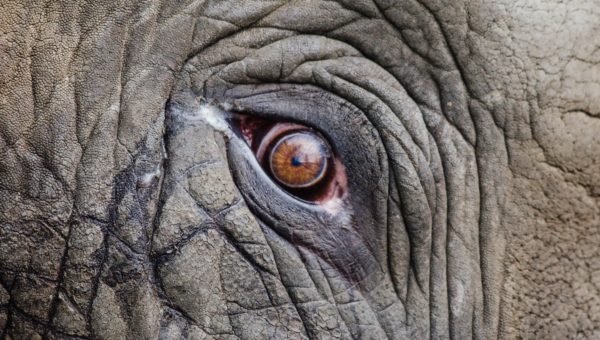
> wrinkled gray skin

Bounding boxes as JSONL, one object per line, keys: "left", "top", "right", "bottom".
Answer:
{"left": 0, "top": 0, "right": 599, "bottom": 339}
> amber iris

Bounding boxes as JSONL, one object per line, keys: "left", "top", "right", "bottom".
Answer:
{"left": 269, "top": 132, "right": 330, "bottom": 188}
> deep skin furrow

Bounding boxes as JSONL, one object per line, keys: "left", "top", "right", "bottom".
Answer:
{"left": 44, "top": 222, "right": 74, "bottom": 338}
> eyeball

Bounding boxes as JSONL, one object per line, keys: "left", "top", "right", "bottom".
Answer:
{"left": 268, "top": 132, "right": 331, "bottom": 189}
{"left": 231, "top": 115, "right": 346, "bottom": 203}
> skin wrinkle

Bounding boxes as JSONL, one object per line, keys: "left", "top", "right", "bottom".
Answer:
{"left": 182, "top": 2, "right": 289, "bottom": 63}
{"left": 386, "top": 175, "right": 411, "bottom": 303}
{"left": 406, "top": 7, "right": 489, "bottom": 333}
{"left": 370, "top": 101, "right": 432, "bottom": 292}
{"left": 255, "top": 225, "right": 312, "bottom": 337}
{"left": 311, "top": 253, "right": 378, "bottom": 339}
{"left": 176, "top": 1, "right": 494, "bottom": 338}
{"left": 328, "top": 67, "right": 433, "bottom": 162}
{"left": 45, "top": 223, "right": 74, "bottom": 336}
{"left": 159, "top": 104, "right": 310, "bottom": 337}
{"left": 220, "top": 103, "right": 384, "bottom": 334}
{"left": 153, "top": 246, "right": 205, "bottom": 327}
{"left": 205, "top": 63, "right": 436, "bottom": 338}
{"left": 83, "top": 221, "right": 108, "bottom": 338}
{"left": 308, "top": 256, "right": 358, "bottom": 338}
{"left": 381, "top": 2, "right": 492, "bottom": 338}
{"left": 0, "top": 0, "right": 598, "bottom": 338}
{"left": 292, "top": 68, "right": 442, "bottom": 334}
{"left": 268, "top": 232, "right": 353, "bottom": 338}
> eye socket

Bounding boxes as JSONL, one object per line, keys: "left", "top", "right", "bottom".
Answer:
{"left": 230, "top": 115, "right": 346, "bottom": 204}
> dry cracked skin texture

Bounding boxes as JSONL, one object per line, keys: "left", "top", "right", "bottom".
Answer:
{"left": 0, "top": 0, "right": 598, "bottom": 339}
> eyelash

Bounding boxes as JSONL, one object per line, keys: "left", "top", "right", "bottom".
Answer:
{"left": 230, "top": 114, "right": 347, "bottom": 204}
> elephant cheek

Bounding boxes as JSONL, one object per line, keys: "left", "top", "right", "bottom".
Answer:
{"left": 152, "top": 107, "right": 307, "bottom": 338}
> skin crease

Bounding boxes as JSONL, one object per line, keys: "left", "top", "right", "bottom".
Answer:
{"left": 0, "top": 0, "right": 598, "bottom": 339}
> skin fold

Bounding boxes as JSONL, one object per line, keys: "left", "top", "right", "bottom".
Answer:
{"left": 0, "top": 0, "right": 598, "bottom": 339}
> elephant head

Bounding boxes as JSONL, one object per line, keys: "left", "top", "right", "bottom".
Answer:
{"left": 0, "top": 0, "right": 599, "bottom": 339}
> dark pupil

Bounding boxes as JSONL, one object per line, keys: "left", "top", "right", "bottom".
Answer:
{"left": 291, "top": 156, "right": 302, "bottom": 167}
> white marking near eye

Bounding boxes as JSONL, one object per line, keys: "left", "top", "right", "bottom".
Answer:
{"left": 322, "top": 197, "right": 343, "bottom": 214}
{"left": 170, "top": 101, "right": 234, "bottom": 137}
{"left": 322, "top": 198, "right": 354, "bottom": 227}
{"left": 197, "top": 104, "right": 232, "bottom": 134}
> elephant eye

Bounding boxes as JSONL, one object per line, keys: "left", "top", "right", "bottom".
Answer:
{"left": 231, "top": 115, "right": 347, "bottom": 203}
{"left": 268, "top": 131, "right": 330, "bottom": 188}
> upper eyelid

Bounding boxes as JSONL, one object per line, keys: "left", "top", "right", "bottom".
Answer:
{"left": 217, "top": 88, "right": 367, "bottom": 139}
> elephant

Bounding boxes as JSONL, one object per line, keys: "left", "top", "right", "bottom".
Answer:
{"left": 0, "top": 0, "right": 599, "bottom": 339}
